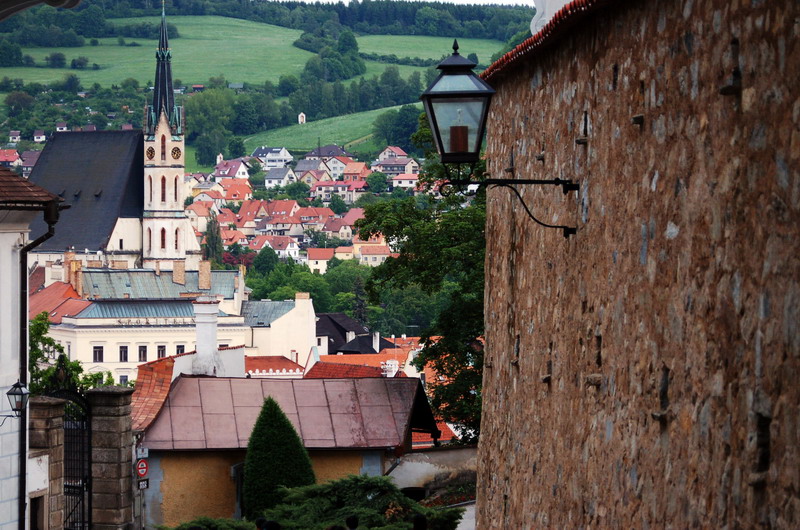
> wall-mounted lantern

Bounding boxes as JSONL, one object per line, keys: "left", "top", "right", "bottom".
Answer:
{"left": 6, "top": 380, "right": 29, "bottom": 418}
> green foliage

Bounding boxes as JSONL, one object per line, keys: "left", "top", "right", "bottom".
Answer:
{"left": 366, "top": 171, "right": 388, "bottom": 194}
{"left": 228, "top": 137, "right": 246, "bottom": 159}
{"left": 0, "top": 39, "right": 23, "bottom": 66}
{"left": 283, "top": 181, "right": 310, "bottom": 201}
{"left": 29, "top": 312, "right": 114, "bottom": 394}
{"left": 167, "top": 516, "right": 255, "bottom": 530}
{"left": 252, "top": 246, "right": 280, "bottom": 276}
{"left": 45, "top": 52, "right": 66, "bottom": 68}
{"left": 204, "top": 213, "right": 224, "bottom": 262}
{"left": 372, "top": 104, "right": 422, "bottom": 155}
{"left": 262, "top": 474, "right": 463, "bottom": 530}
{"left": 329, "top": 194, "right": 348, "bottom": 215}
{"left": 243, "top": 397, "right": 315, "bottom": 519}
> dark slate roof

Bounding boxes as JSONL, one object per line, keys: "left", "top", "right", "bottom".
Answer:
{"left": 338, "top": 334, "right": 395, "bottom": 355}
{"left": 28, "top": 131, "right": 143, "bottom": 251}
{"left": 303, "top": 144, "right": 353, "bottom": 159}
{"left": 265, "top": 167, "right": 293, "bottom": 180}
{"left": 81, "top": 269, "right": 239, "bottom": 300}
{"left": 141, "top": 375, "right": 439, "bottom": 450}
{"left": 252, "top": 146, "right": 287, "bottom": 157}
{"left": 241, "top": 300, "right": 295, "bottom": 327}
{"left": 316, "top": 312, "right": 369, "bottom": 352}
{"left": 294, "top": 159, "right": 325, "bottom": 173}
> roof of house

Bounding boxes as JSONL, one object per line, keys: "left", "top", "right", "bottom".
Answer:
{"left": 131, "top": 356, "right": 177, "bottom": 431}
{"left": 265, "top": 167, "right": 294, "bottom": 180}
{"left": 323, "top": 218, "right": 345, "bottom": 232}
{"left": 75, "top": 300, "right": 209, "bottom": 319}
{"left": 297, "top": 206, "right": 334, "bottom": 219}
{"left": 348, "top": 180, "right": 368, "bottom": 190}
{"left": 360, "top": 245, "right": 391, "bottom": 256}
{"left": 245, "top": 355, "right": 304, "bottom": 374}
{"left": 186, "top": 201, "right": 214, "bottom": 217}
{"left": 331, "top": 156, "right": 354, "bottom": 165}
{"left": 383, "top": 146, "right": 407, "bottom": 156}
{"left": 141, "top": 375, "right": 439, "bottom": 450}
{"left": 392, "top": 173, "right": 419, "bottom": 181}
{"left": 254, "top": 234, "right": 297, "bottom": 251}
{"left": 0, "top": 167, "right": 60, "bottom": 208}
{"left": 304, "top": 144, "right": 353, "bottom": 159}
{"left": 482, "top": 0, "right": 609, "bottom": 83}
{"left": 20, "top": 151, "right": 41, "bottom": 166}
{"left": 251, "top": 146, "right": 289, "bottom": 157}
{"left": 340, "top": 208, "right": 365, "bottom": 226}
{"left": 80, "top": 269, "right": 239, "bottom": 300}
{"left": 376, "top": 157, "right": 417, "bottom": 167}
{"left": 338, "top": 334, "right": 396, "bottom": 354}
{"left": 295, "top": 159, "right": 325, "bottom": 173}
{"left": 317, "top": 349, "right": 411, "bottom": 369}
{"left": 307, "top": 247, "right": 335, "bottom": 261}
{"left": 304, "top": 362, "right": 384, "bottom": 379}
{"left": 343, "top": 162, "right": 368, "bottom": 174}
{"left": 28, "top": 281, "right": 91, "bottom": 324}
{"left": 241, "top": 300, "right": 295, "bottom": 327}
{"left": 264, "top": 199, "right": 298, "bottom": 216}
{"left": 0, "top": 149, "right": 19, "bottom": 162}
{"left": 316, "top": 313, "right": 369, "bottom": 346}
{"left": 27, "top": 131, "right": 143, "bottom": 251}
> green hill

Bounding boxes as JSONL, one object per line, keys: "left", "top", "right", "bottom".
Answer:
{"left": 0, "top": 16, "right": 501, "bottom": 88}
{"left": 243, "top": 103, "right": 422, "bottom": 154}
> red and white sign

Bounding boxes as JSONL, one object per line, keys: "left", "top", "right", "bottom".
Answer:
{"left": 136, "top": 459, "right": 148, "bottom": 478}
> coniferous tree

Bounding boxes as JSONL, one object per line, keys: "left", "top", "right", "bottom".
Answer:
{"left": 243, "top": 397, "right": 315, "bottom": 519}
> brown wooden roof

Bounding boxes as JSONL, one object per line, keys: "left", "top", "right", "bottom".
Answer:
{"left": 0, "top": 167, "right": 59, "bottom": 208}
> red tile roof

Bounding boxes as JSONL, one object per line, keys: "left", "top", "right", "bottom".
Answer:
{"left": 28, "top": 266, "right": 45, "bottom": 295}
{"left": 307, "top": 247, "right": 335, "bottom": 260}
{"left": 131, "top": 356, "right": 176, "bottom": 431}
{"left": 317, "top": 349, "right": 411, "bottom": 370}
{"left": 0, "top": 149, "right": 20, "bottom": 162}
{"left": 340, "top": 208, "right": 365, "bottom": 226}
{"left": 245, "top": 355, "right": 303, "bottom": 373}
{"left": 482, "top": 0, "right": 610, "bottom": 83}
{"left": 28, "top": 281, "right": 88, "bottom": 323}
{"left": 305, "top": 362, "right": 383, "bottom": 379}
{"left": 360, "top": 245, "right": 391, "bottom": 256}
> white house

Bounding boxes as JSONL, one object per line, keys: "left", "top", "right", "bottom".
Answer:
{"left": 0, "top": 169, "right": 62, "bottom": 528}
{"left": 264, "top": 167, "right": 296, "bottom": 189}
{"left": 251, "top": 146, "right": 293, "bottom": 169}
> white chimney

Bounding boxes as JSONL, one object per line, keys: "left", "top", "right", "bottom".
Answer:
{"left": 346, "top": 331, "right": 356, "bottom": 343}
{"left": 192, "top": 296, "right": 223, "bottom": 376}
{"left": 372, "top": 331, "right": 380, "bottom": 353}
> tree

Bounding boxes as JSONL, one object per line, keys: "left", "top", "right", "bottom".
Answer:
{"left": 45, "top": 52, "right": 66, "bottom": 68}
{"left": 242, "top": 397, "right": 315, "bottom": 519}
{"left": 228, "top": 136, "right": 246, "bottom": 159}
{"left": 329, "top": 194, "right": 348, "bottom": 215}
{"left": 195, "top": 128, "right": 230, "bottom": 166}
{"left": 0, "top": 39, "right": 23, "bottom": 66}
{"left": 252, "top": 246, "right": 279, "bottom": 276}
{"left": 283, "top": 181, "right": 310, "bottom": 201}
{"left": 204, "top": 213, "right": 224, "bottom": 263}
{"left": 70, "top": 56, "right": 89, "bottom": 69}
{"left": 5, "top": 91, "right": 34, "bottom": 116}
{"left": 366, "top": 171, "right": 388, "bottom": 194}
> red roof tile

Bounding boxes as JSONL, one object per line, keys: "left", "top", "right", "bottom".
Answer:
{"left": 307, "top": 247, "right": 335, "bottom": 260}
{"left": 131, "top": 356, "right": 176, "bottom": 431}
{"left": 245, "top": 355, "right": 303, "bottom": 373}
{"left": 305, "top": 362, "right": 384, "bottom": 379}
{"left": 28, "top": 281, "right": 89, "bottom": 323}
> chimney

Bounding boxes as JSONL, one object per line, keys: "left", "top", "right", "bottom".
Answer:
{"left": 199, "top": 260, "right": 211, "bottom": 290}
{"left": 346, "top": 331, "right": 355, "bottom": 343}
{"left": 154, "top": 261, "right": 161, "bottom": 276}
{"left": 372, "top": 331, "right": 380, "bottom": 353}
{"left": 295, "top": 291, "right": 310, "bottom": 300}
{"left": 192, "top": 296, "right": 223, "bottom": 376}
{"left": 173, "top": 260, "right": 186, "bottom": 285}
{"left": 69, "top": 259, "right": 82, "bottom": 295}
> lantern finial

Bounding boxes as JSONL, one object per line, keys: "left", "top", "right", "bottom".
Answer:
{"left": 452, "top": 39, "right": 459, "bottom": 54}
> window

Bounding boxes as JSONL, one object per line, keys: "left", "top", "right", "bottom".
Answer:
{"left": 174, "top": 176, "right": 178, "bottom": 201}
{"left": 175, "top": 228, "right": 179, "bottom": 250}
{"left": 219, "top": 344, "right": 228, "bottom": 349}
{"left": 157, "top": 345, "right": 166, "bottom": 359}
{"left": 93, "top": 346, "right": 104, "bottom": 363}
{"left": 119, "top": 238, "right": 123, "bottom": 249}
{"left": 139, "top": 345, "right": 147, "bottom": 362}
{"left": 148, "top": 176, "right": 153, "bottom": 203}
{"left": 317, "top": 338, "right": 322, "bottom": 346}
{"left": 160, "top": 228, "right": 166, "bottom": 250}
{"left": 161, "top": 135, "right": 166, "bottom": 161}
{"left": 161, "top": 176, "right": 166, "bottom": 202}
{"left": 176, "top": 344, "right": 185, "bottom": 355}
{"left": 147, "top": 228, "right": 152, "bottom": 252}
{"left": 120, "top": 375, "right": 129, "bottom": 385}
{"left": 119, "top": 345, "right": 128, "bottom": 362}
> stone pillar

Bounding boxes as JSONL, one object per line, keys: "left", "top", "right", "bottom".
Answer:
{"left": 86, "top": 386, "right": 135, "bottom": 530}
{"left": 29, "top": 396, "right": 66, "bottom": 530}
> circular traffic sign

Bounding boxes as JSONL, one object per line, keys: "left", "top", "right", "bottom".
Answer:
{"left": 136, "top": 459, "right": 148, "bottom": 478}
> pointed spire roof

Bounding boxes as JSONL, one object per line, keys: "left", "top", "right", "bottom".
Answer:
{"left": 147, "top": 1, "right": 178, "bottom": 134}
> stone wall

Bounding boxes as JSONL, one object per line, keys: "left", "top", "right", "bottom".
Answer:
{"left": 29, "top": 396, "right": 66, "bottom": 530}
{"left": 478, "top": 0, "right": 799, "bottom": 528}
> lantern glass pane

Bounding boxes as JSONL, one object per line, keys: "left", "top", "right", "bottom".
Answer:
{"left": 431, "top": 98, "right": 486, "bottom": 154}
{"left": 429, "top": 74, "right": 485, "bottom": 93}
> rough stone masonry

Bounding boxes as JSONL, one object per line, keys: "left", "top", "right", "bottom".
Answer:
{"left": 478, "top": 0, "right": 799, "bottom": 527}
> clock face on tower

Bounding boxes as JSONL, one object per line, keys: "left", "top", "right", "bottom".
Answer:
{"left": 146, "top": 146, "right": 155, "bottom": 160}
{"left": 171, "top": 147, "right": 182, "bottom": 160}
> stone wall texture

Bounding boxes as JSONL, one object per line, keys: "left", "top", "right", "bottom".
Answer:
{"left": 478, "top": 0, "right": 799, "bottom": 528}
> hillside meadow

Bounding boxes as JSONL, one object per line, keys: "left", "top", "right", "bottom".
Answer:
{"left": 243, "top": 103, "right": 422, "bottom": 154}
{"left": 0, "top": 16, "right": 502, "bottom": 88}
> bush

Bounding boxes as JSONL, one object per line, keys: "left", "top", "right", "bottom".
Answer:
{"left": 242, "top": 397, "right": 315, "bottom": 519}
{"left": 262, "top": 475, "right": 464, "bottom": 530}
{"left": 167, "top": 516, "right": 255, "bottom": 530}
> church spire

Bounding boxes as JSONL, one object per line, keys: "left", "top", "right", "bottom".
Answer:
{"left": 147, "top": 0, "right": 178, "bottom": 134}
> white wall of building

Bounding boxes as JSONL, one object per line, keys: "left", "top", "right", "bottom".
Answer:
{"left": 249, "top": 294, "right": 316, "bottom": 366}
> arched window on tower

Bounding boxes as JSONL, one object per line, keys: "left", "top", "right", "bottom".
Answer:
{"left": 174, "top": 176, "right": 178, "bottom": 202}
{"left": 161, "top": 135, "right": 166, "bottom": 161}
{"left": 160, "top": 228, "right": 166, "bottom": 250}
{"left": 161, "top": 176, "right": 166, "bottom": 203}
{"left": 174, "top": 228, "right": 180, "bottom": 251}
{"left": 148, "top": 176, "right": 152, "bottom": 203}
{"left": 147, "top": 228, "right": 152, "bottom": 253}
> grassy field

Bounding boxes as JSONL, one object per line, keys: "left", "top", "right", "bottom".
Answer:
{"left": 357, "top": 35, "right": 502, "bottom": 66}
{"left": 0, "top": 17, "right": 502, "bottom": 88}
{"left": 243, "top": 103, "right": 422, "bottom": 153}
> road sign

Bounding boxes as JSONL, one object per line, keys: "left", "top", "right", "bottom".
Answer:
{"left": 137, "top": 478, "right": 149, "bottom": 490}
{"left": 136, "top": 446, "right": 149, "bottom": 459}
{"left": 136, "top": 459, "right": 148, "bottom": 478}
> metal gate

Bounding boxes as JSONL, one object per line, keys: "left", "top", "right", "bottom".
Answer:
{"left": 49, "top": 389, "right": 91, "bottom": 530}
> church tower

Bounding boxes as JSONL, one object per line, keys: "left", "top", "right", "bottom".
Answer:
{"left": 142, "top": 3, "right": 200, "bottom": 271}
